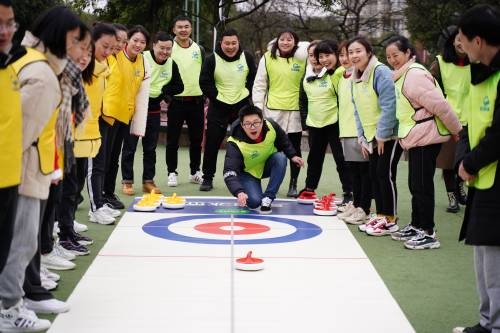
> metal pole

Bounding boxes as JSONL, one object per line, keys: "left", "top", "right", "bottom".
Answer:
{"left": 196, "top": 0, "right": 200, "bottom": 44}
{"left": 230, "top": 214, "right": 235, "bottom": 333}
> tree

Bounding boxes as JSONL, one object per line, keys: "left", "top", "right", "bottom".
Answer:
{"left": 12, "top": 0, "right": 63, "bottom": 43}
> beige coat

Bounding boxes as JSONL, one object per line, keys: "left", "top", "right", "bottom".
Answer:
{"left": 18, "top": 31, "right": 65, "bottom": 199}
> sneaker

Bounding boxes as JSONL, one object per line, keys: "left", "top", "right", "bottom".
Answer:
{"left": 452, "top": 323, "right": 490, "bottom": 333}
{"left": 455, "top": 181, "right": 468, "bottom": 206}
{"left": 52, "top": 222, "right": 60, "bottom": 238}
{"left": 58, "top": 236, "right": 90, "bottom": 256}
{"left": 366, "top": 217, "right": 399, "bottom": 236}
{"left": 24, "top": 298, "right": 70, "bottom": 314}
{"left": 103, "top": 193, "right": 125, "bottom": 209}
{"left": 313, "top": 194, "right": 337, "bottom": 216}
{"left": 260, "top": 197, "right": 273, "bottom": 214}
{"left": 404, "top": 230, "right": 441, "bottom": 250}
{"left": 341, "top": 192, "right": 353, "bottom": 205}
{"left": 391, "top": 224, "right": 419, "bottom": 241}
{"left": 343, "top": 207, "right": 367, "bottom": 225}
{"left": 189, "top": 171, "right": 204, "bottom": 184}
{"left": 143, "top": 181, "right": 161, "bottom": 194}
{"left": 40, "top": 265, "right": 60, "bottom": 282}
{"left": 121, "top": 183, "right": 135, "bottom": 196}
{"left": 40, "top": 276, "right": 58, "bottom": 291}
{"left": 199, "top": 178, "right": 213, "bottom": 191}
{"left": 168, "top": 172, "right": 178, "bottom": 187}
{"left": 446, "top": 192, "right": 459, "bottom": 213}
{"left": 41, "top": 251, "right": 75, "bottom": 271}
{"left": 102, "top": 203, "right": 121, "bottom": 217}
{"left": 0, "top": 300, "right": 51, "bottom": 332}
{"left": 71, "top": 232, "right": 93, "bottom": 246}
{"left": 89, "top": 207, "right": 116, "bottom": 225}
{"left": 73, "top": 220, "right": 88, "bottom": 233}
{"left": 53, "top": 242, "right": 76, "bottom": 261}
{"left": 337, "top": 201, "right": 353, "bottom": 213}
{"left": 337, "top": 203, "right": 355, "bottom": 219}
{"left": 297, "top": 189, "right": 317, "bottom": 204}
{"left": 358, "top": 214, "right": 380, "bottom": 232}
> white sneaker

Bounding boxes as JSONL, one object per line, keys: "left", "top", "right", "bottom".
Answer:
{"left": 0, "top": 300, "right": 51, "bottom": 332}
{"left": 73, "top": 220, "right": 88, "bottom": 233}
{"left": 41, "top": 277, "right": 57, "bottom": 291}
{"left": 189, "top": 171, "right": 203, "bottom": 185}
{"left": 53, "top": 242, "right": 76, "bottom": 261}
{"left": 41, "top": 251, "right": 75, "bottom": 271}
{"left": 344, "top": 207, "right": 368, "bottom": 225}
{"left": 40, "top": 265, "right": 60, "bottom": 282}
{"left": 89, "top": 207, "right": 116, "bottom": 225}
{"left": 337, "top": 203, "right": 356, "bottom": 219}
{"left": 24, "top": 298, "right": 70, "bottom": 314}
{"left": 101, "top": 203, "right": 121, "bottom": 217}
{"left": 168, "top": 172, "right": 178, "bottom": 187}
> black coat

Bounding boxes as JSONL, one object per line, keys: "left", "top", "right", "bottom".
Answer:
{"left": 457, "top": 51, "right": 500, "bottom": 245}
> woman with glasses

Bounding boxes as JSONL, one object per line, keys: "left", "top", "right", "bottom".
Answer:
{"left": 223, "top": 105, "right": 304, "bottom": 214}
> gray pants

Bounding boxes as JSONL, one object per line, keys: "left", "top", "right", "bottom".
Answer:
{"left": 0, "top": 195, "right": 40, "bottom": 308}
{"left": 474, "top": 246, "right": 500, "bottom": 333}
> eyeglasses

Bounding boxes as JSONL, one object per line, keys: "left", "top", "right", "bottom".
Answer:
{"left": 241, "top": 121, "right": 262, "bottom": 129}
{"left": 0, "top": 22, "right": 19, "bottom": 33}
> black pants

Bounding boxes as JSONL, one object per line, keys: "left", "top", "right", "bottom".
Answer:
{"left": 349, "top": 161, "right": 371, "bottom": 214}
{"left": 0, "top": 185, "right": 18, "bottom": 274}
{"left": 201, "top": 101, "right": 243, "bottom": 181}
{"left": 121, "top": 111, "right": 161, "bottom": 183}
{"left": 305, "top": 123, "right": 352, "bottom": 192}
{"left": 287, "top": 132, "right": 302, "bottom": 179}
{"left": 166, "top": 98, "right": 204, "bottom": 175}
{"left": 103, "top": 120, "right": 127, "bottom": 196}
{"left": 24, "top": 199, "right": 52, "bottom": 301}
{"left": 408, "top": 143, "right": 441, "bottom": 231}
{"left": 41, "top": 183, "right": 61, "bottom": 255}
{"left": 369, "top": 139, "right": 402, "bottom": 216}
{"left": 88, "top": 117, "right": 109, "bottom": 211}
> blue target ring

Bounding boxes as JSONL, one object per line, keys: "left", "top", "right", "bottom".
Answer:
{"left": 142, "top": 214, "right": 322, "bottom": 244}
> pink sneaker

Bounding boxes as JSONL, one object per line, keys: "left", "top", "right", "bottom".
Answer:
{"left": 366, "top": 217, "right": 399, "bottom": 236}
{"left": 358, "top": 214, "right": 380, "bottom": 232}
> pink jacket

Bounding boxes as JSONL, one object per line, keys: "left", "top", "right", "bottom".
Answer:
{"left": 394, "top": 58, "right": 462, "bottom": 150}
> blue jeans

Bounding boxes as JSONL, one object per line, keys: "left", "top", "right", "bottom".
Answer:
{"left": 239, "top": 152, "right": 287, "bottom": 208}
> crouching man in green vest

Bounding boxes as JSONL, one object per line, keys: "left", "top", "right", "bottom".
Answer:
{"left": 223, "top": 105, "right": 304, "bottom": 214}
{"left": 453, "top": 4, "right": 500, "bottom": 333}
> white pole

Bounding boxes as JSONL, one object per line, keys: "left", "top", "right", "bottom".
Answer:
{"left": 230, "top": 214, "right": 235, "bottom": 333}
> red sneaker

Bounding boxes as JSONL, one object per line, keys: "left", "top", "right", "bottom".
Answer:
{"left": 297, "top": 189, "right": 317, "bottom": 204}
{"left": 313, "top": 194, "right": 337, "bottom": 216}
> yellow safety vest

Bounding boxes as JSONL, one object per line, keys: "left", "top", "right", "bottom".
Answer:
{"left": 466, "top": 70, "right": 500, "bottom": 189}
{"left": 144, "top": 50, "right": 173, "bottom": 98}
{"left": 12, "top": 48, "right": 58, "bottom": 175}
{"left": 264, "top": 52, "right": 305, "bottom": 111}
{"left": 214, "top": 52, "right": 249, "bottom": 104}
{"left": 302, "top": 70, "right": 338, "bottom": 128}
{"left": 0, "top": 64, "right": 22, "bottom": 187}
{"left": 337, "top": 68, "right": 357, "bottom": 138}
{"left": 171, "top": 41, "right": 202, "bottom": 96}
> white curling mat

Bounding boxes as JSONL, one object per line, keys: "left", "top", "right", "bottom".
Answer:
{"left": 48, "top": 197, "right": 415, "bottom": 333}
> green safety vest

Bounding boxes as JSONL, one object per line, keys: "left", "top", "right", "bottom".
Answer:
{"left": 351, "top": 62, "right": 383, "bottom": 141}
{"left": 437, "top": 55, "right": 470, "bottom": 125}
{"left": 171, "top": 41, "right": 202, "bottom": 96}
{"left": 395, "top": 62, "right": 449, "bottom": 138}
{"left": 302, "top": 70, "right": 338, "bottom": 128}
{"left": 337, "top": 68, "right": 357, "bottom": 138}
{"left": 214, "top": 53, "right": 249, "bottom": 104}
{"left": 264, "top": 52, "right": 305, "bottom": 111}
{"left": 227, "top": 122, "right": 277, "bottom": 179}
{"left": 466, "top": 70, "right": 500, "bottom": 189}
{"left": 144, "top": 51, "right": 173, "bottom": 98}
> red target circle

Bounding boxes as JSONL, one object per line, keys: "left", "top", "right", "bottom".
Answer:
{"left": 194, "top": 222, "right": 270, "bottom": 235}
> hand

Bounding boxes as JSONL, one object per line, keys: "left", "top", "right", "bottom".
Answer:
{"left": 291, "top": 156, "right": 304, "bottom": 167}
{"left": 458, "top": 161, "right": 475, "bottom": 182}
{"left": 376, "top": 139, "right": 385, "bottom": 155}
{"left": 452, "top": 134, "right": 459, "bottom": 142}
{"left": 360, "top": 145, "right": 370, "bottom": 159}
{"left": 237, "top": 192, "right": 248, "bottom": 207}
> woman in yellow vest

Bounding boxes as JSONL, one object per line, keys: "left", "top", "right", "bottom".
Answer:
{"left": 385, "top": 35, "right": 462, "bottom": 250}
{"left": 430, "top": 25, "right": 471, "bottom": 213}
{"left": 454, "top": 5, "right": 500, "bottom": 333}
{"left": 253, "top": 29, "right": 307, "bottom": 197}
{"left": 348, "top": 36, "right": 402, "bottom": 237}
{"left": 297, "top": 40, "right": 352, "bottom": 206}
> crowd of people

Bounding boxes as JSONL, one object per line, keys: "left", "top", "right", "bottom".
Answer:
{"left": 0, "top": 1, "right": 499, "bottom": 332}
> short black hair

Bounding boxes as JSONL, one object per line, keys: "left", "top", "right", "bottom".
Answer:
{"left": 30, "top": 6, "right": 89, "bottom": 59}
{"left": 220, "top": 28, "right": 239, "bottom": 40}
{"left": 92, "top": 23, "right": 116, "bottom": 42}
{"left": 385, "top": 35, "right": 416, "bottom": 58}
{"left": 271, "top": 29, "right": 299, "bottom": 59}
{"left": 128, "top": 25, "right": 150, "bottom": 45}
{"left": 346, "top": 36, "right": 373, "bottom": 57}
{"left": 0, "top": 0, "right": 13, "bottom": 7}
{"left": 314, "top": 40, "right": 339, "bottom": 62}
{"left": 172, "top": 15, "right": 192, "bottom": 26}
{"left": 153, "top": 31, "right": 173, "bottom": 44}
{"left": 239, "top": 105, "right": 263, "bottom": 122}
{"left": 459, "top": 4, "right": 500, "bottom": 46}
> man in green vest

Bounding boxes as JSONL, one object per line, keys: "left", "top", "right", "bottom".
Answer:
{"left": 199, "top": 28, "right": 256, "bottom": 191}
{"left": 453, "top": 4, "right": 500, "bottom": 333}
{"left": 223, "top": 105, "right": 304, "bottom": 214}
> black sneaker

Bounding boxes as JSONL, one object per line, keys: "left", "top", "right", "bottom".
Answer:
{"left": 341, "top": 192, "right": 353, "bottom": 205}
{"left": 199, "top": 179, "right": 213, "bottom": 191}
{"left": 260, "top": 197, "right": 273, "bottom": 214}
{"left": 391, "top": 224, "right": 418, "bottom": 241}
{"left": 453, "top": 323, "right": 491, "bottom": 333}
{"left": 58, "top": 235, "right": 90, "bottom": 256}
{"left": 455, "top": 181, "right": 468, "bottom": 205}
{"left": 103, "top": 193, "right": 125, "bottom": 209}
{"left": 72, "top": 231, "right": 93, "bottom": 246}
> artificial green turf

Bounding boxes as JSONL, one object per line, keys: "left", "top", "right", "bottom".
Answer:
{"left": 42, "top": 147, "right": 478, "bottom": 333}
